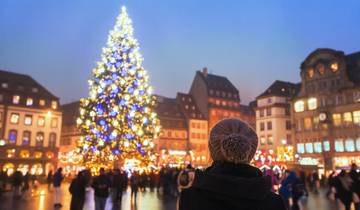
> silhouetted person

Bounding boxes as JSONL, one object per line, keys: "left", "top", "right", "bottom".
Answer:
{"left": 53, "top": 167, "right": 64, "bottom": 207}
{"left": 69, "top": 171, "right": 86, "bottom": 210}
{"left": 92, "top": 168, "right": 111, "bottom": 210}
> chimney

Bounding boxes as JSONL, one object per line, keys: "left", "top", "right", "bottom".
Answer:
{"left": 202, "top": 67, "right": 208, "bottom": 76}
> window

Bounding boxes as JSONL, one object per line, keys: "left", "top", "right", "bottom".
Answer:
{"left": 22, "top": 131, "right": 31, "bottom": 145}
{"left": 323, "top": 141, "right": 330, "bottom": 152}
{"left": 267, "top": 98, "right": 272, "bottom": 104}
{"left": 8, "top": 130, "right": 17, "bottom": 144}
{"left": 51, "top": 101, "right": 57, "bottom": 109}
{"left": 313, "top": 116, "right": 319, "bottom": 130}
{"left": 39, "top": 99, "right": 46, "bottom": 106}
{"left": 308, "top": 98, "right": 317, "bottom": 110}
{"left": 345, "top": 139, "right": 355, "bottom": 152}
{"left": 10, "top": 113, "right": 20, "bottom": 124}
{"left": 26, "top": 98, "right": 33, "bottom": 106}
{"left": 12, "top": 95, "right": 20, "bottom": 104}
{"left": 335, "top": 139, "right": 344, "bottom": 152}
{"left": 330, "top": 62, "right": 339, "bottom": 72}
{"left": 267, "top": 135, "right": 273, "bottom": 145}
{"left": 260, "top": 136, "right": 266, "bottom": 145}
{"left": 314, "top": 142, "right": 322, "bottom": 153}
{"left": 32, "top": 87, "right": 38, "bottom": 93}
{"left": 343, "top": 112, "right": 353, "bottom": 126}
{"left": 49, "top": 133, "right": 56, "bottom": 147}
{"left": 305, "top": 143, "right": 313, "bottom": 153}
{"left": 34, "top": 151, "right": 42, "bottom": 158}
{"left": 353, "top": 111, "right": 360, "bottom": 126}
{"left": 267, "top": 121, "right": 272, "bottom": 130}
{"left": 286, "top": 134, "right": 292, "bottom": 144}
{"left": 260, "top": 122, "right": 265, "bottom": 131}
{"left": 1, "top": 83, "right": 8, "bottom": 88}
{"left": 356, "top": 138, "right": 360, "bottom": 151}
{"left": 286, "top": 121, "right": 292, "bottom": 130}
{"left": 308, "top": 68, "right": 314, "bottom": 78}
{"left": 332, "top": 114, "right": 342, "bottom": 127}
{"left": 20, "top": 150, "right": 30, "bottom": 158}
{"left": 266, "top": 108, "right": 272, "bottom": 116}
{"left": 51, "top": 118, "right": 58, "bottom": 128}
{"left": 304, "top": 118, "right": 312, "bottom": 130}
{"left": 35, "top": 132, "right": 44, "bottom": 147}
{"left": 38, "top": 116, "right": 45, "bottom": 127}
{"left": 297, "top": 143, "right": 305, "bottom": 154}
{"left": 317, "top": 63, "right": 325, "bottom": 75}
{"left": 285, "top": 107, "right": 290, "bottom": 116}
{"left": 6, "top": 149, "right": 16, "bottom": 158}
{"left": 294, "top": 100, "right": 304, "bottom": 112}
{"left": 24, "top": 115, "right": 32, "bottom": 125}
{"left": 260, "top": 109, "right": 264, "bottom": 117}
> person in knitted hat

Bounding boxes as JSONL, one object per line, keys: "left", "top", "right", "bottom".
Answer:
{"left": 179, "top": 118, "right": 286, "bottom": 210}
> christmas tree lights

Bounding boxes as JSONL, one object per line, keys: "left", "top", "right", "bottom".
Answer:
{"left": 77, "top": 6, "right": 160, "bottom": 169}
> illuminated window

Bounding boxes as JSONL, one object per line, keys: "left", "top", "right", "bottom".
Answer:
{"left": 38, "top": 116, "right": 45, "bottom": 127}
{"left": 24, "top": 115, "right": 32, "bottom": 125}
{"left": 22, "top": 131, "right": 31, "bottom": 145}
{"left": 51, "top": 118, "right": 58, "bottom": 128}
{"left": 332, "top": 114, "right": 342, "bottom": 127}
{"left": 51, "top": 101, "right": 57, "bottom": 109}
{"left": 6, "top": 149, "right": 16, "bottom": 158}
{"left": 34, "top": 152, "right": 42, "bottom": 158}
{"left": 39, "top": 99, "right": 46, "bottom": 106}
{"left": 267, "top": 135, "right": 273, "bottom": 145}
{"left": 35, "top": 132, "right": 44, "bottom": 147}
{"left": 260, "top": 136, "right": 266, "bottom": 145}
{"left": 20, "top": 150, "right": 30, "bottom": 158}
{"left": 26, "top": 98, "right": 33, "bottom": 106}
{"left": 317, "top": 63, "right": 325, "bottom": 75}
{"left": 12, "top": 95, "right": 20, "bottom": 104}
{"left": 356, "top": 138, "right": 360, "bottom": 151}
{"left": 314, "top": 142, "right": 322, "bottom": 153}
{"left": 313, "top": 116, "right": 319, "bottom": 130}
{"left": 308, "top": 98, "right": 317, "bottom": 110}
{"left": 46, "top": 152, "right": 54, "bottom": 159}
{"left": 335, "top": 139, "right": 344, "bottom": 152}
{"left": 49, "top": 133, "right": 56, "bottom": 147}
{"left": 345, "top": 139, "right": 355, "bottom": 152}
{"left": 304, "top": 118, "right": 312, "bottom": 130}
{"left": 8, "top": 130, "right": 17, "bottom": 144}
{"left": 10, "top": 113, "right": 20, "bottom": 124}
{"left": 330, "top": 61, "right": 338, "bottom": 72}
{"left": 305, "top": 143, "right": 313, "bottom": 153}
{"left": 294, "top": 100, "right": 304, "bottom": 112}
{"left": 308, "top": 68, "right": 314, "bottom": 78}
{"left": 32, "top": 87, "right": 38, "bottom": 93}
{"left": 323, "top": 141, "right": 330, "bottom": 152}
{"left": 260, "top": 122, "right": 265, "bottom": 131}
{"left": 354, "top": 111, "right": 360, "bottom": 126}
{"left": 267, "top": 121, "right": 272, "bottom": 130}
{"left": 2, "top": 83, "right": 8, "bottom": 88}
{"left": 297, "top": 143, "right": 305, "bottom": 154}
{"left": 343, "top": 112, "right": 353, "bottom": 126}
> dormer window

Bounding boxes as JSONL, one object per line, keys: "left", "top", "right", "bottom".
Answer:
{"left": 330, "top": 61, "right": 338, "bottom": 72}
{"left": 308, "top": 68, "right": 314, "bottom": 78}
{"left": 294, "top": 100, "right": 304, "bottom": 112}
{"left": 32, "top": 87, "right": 39, "bottom": 93}
{"left": 308, "top": 97, "right": 317, "bottom": 110}
{"left": 51, "top": 101, "right": 57, "bottom": 109}
{"left": 317, "top": 63, "right": 325, "bottom": 75}
{"left": 26, "top": 98, "right": 33, "bottom": 106}
{"left": 13, "top": 95, "right": 20, "bottom": 104}
{"left": 1, "top": 83, "right": 8, "bottom": 88}
{"left": 39, "top": 99, "right": 46, "bottom": 106}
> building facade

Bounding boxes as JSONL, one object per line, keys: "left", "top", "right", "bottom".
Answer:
{"left": 0, "top": 70, "right": 62, "bottom": 175}
{"left": 292, "top": 49, "right": 360, "bottom": 172}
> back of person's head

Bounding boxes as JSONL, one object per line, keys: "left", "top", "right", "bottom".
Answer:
{"left": 186, "top": 164, "right": 193, "bottom": 169}
{"left": 351, "top": 163, "right": 357, "bottom": 170}
{"left": 209, "top": 118, "right": 258, "bottom": 164}
{"left": 99, "top": 168, "right": 105, "bottom": 175}
{"left": 57, "top": 167, "right": 63, "bottom": 173}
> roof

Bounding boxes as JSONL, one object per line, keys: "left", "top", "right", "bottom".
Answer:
{"left": 176, "top": 92, "right": 206, "bottom": 120}
{"left": 256, "top": 80, "right": 301, "bottom": 99}
{"left": 197, "top": 70, "right": 239, "bottom": 94}
{"left": 238, "top": 104, "right": 255, "bottom": 116}
{"left": 345, "top": 51, "right": 360, "bottom": 84}
{"left": 61, "top": 101, "right": 80, "bottom": 126}
{"left": 155, "top": 95, "right": 187, "bottom": 129}
{"left": 0, "top": 69, "right": 58, "bottom": 100}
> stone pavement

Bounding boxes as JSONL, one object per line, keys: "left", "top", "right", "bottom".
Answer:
{"left": 0, "top": 183, "right": 347, "bottom": 210}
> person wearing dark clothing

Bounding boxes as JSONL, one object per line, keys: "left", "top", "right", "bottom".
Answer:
{"left": 69, "top": 171, "right": 86, "bottom": 210}
{"left": 111, "top": 169, "right": 125, "bottom": 206}
{"left": 179, "top": 119, "right": 286, "bottom": 210}
{"left": 279, "top": 171, "right": 304, "bottom": 210}
{"left": 53, "top": 168, "right": 64, "bottom": 207}
{"left": 92, "top": 168, "right": 111, "bottom": 210}
{"left": 22, "top": 172, "right": 30, "bottom": 196}
{"left": 130, "top": 171, "right": 140, "bottom": 199}
{"left": 47, "top": 170, "right": 53, "bottom": 190}
{"left": 334, "top": 170, "right": 353, "bottom": 210}
{"left": 12, "top": 171, "right": 23, "bottom": 197}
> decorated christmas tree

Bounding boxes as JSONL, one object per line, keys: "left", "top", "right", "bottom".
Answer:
{"left": 76, "top": 6, "right": 160, "bottom": 170}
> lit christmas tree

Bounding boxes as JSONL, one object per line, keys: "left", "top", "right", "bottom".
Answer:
{"left": 77, "top": 6, "right": 160, "bottom": 170}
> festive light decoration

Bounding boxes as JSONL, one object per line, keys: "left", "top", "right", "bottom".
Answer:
{"left": 77, "top": 6, "right": 160, "bottom": 169}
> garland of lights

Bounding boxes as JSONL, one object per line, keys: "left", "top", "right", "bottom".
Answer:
{"left": 76, "top": 6, "right": 160, "bottom": 169}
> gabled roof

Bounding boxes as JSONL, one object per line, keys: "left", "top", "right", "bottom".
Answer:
{"left": 61, "top": 101, "right": 80, "bottom": 126}
{"left": 345, "top": 51, "right": 360, "bottom": 84}
{"left": 0, "top": 69, "right": 58, "bottom": 100}
{"left": 176, "top": 92, "right": 206, "bottom": 120}
{"left": 257, "top": 80, "right": 300, "bottom": 99}
{"left": 196, "top": 70, "right": 239, "bottom": 94}
{"left": 154, "top": 95, "right": 187, "bottom": 129}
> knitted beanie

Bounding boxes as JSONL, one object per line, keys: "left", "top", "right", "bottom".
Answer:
{"left": 209, "top": 118, "right": 258, "bottom": 164}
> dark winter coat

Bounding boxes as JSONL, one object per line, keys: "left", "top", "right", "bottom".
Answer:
{"left": 92, "top": 174, "right": 111, "bottom": 198}
{"left": 179, "top": 162, "right": 286, "bottom": 210}
{"left": 69, "top": 175, "right": 86, "bottom": 210}
{"left": 53, "top": 171, "right": 64, "bottom": 187}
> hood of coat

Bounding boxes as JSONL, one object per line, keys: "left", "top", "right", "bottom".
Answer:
{"left": 192, "top": 161, "right": 272, "bottom": 201}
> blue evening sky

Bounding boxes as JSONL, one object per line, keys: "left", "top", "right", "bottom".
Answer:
{"left": 0, "top": 0, "right": 359, "bottom": 104}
